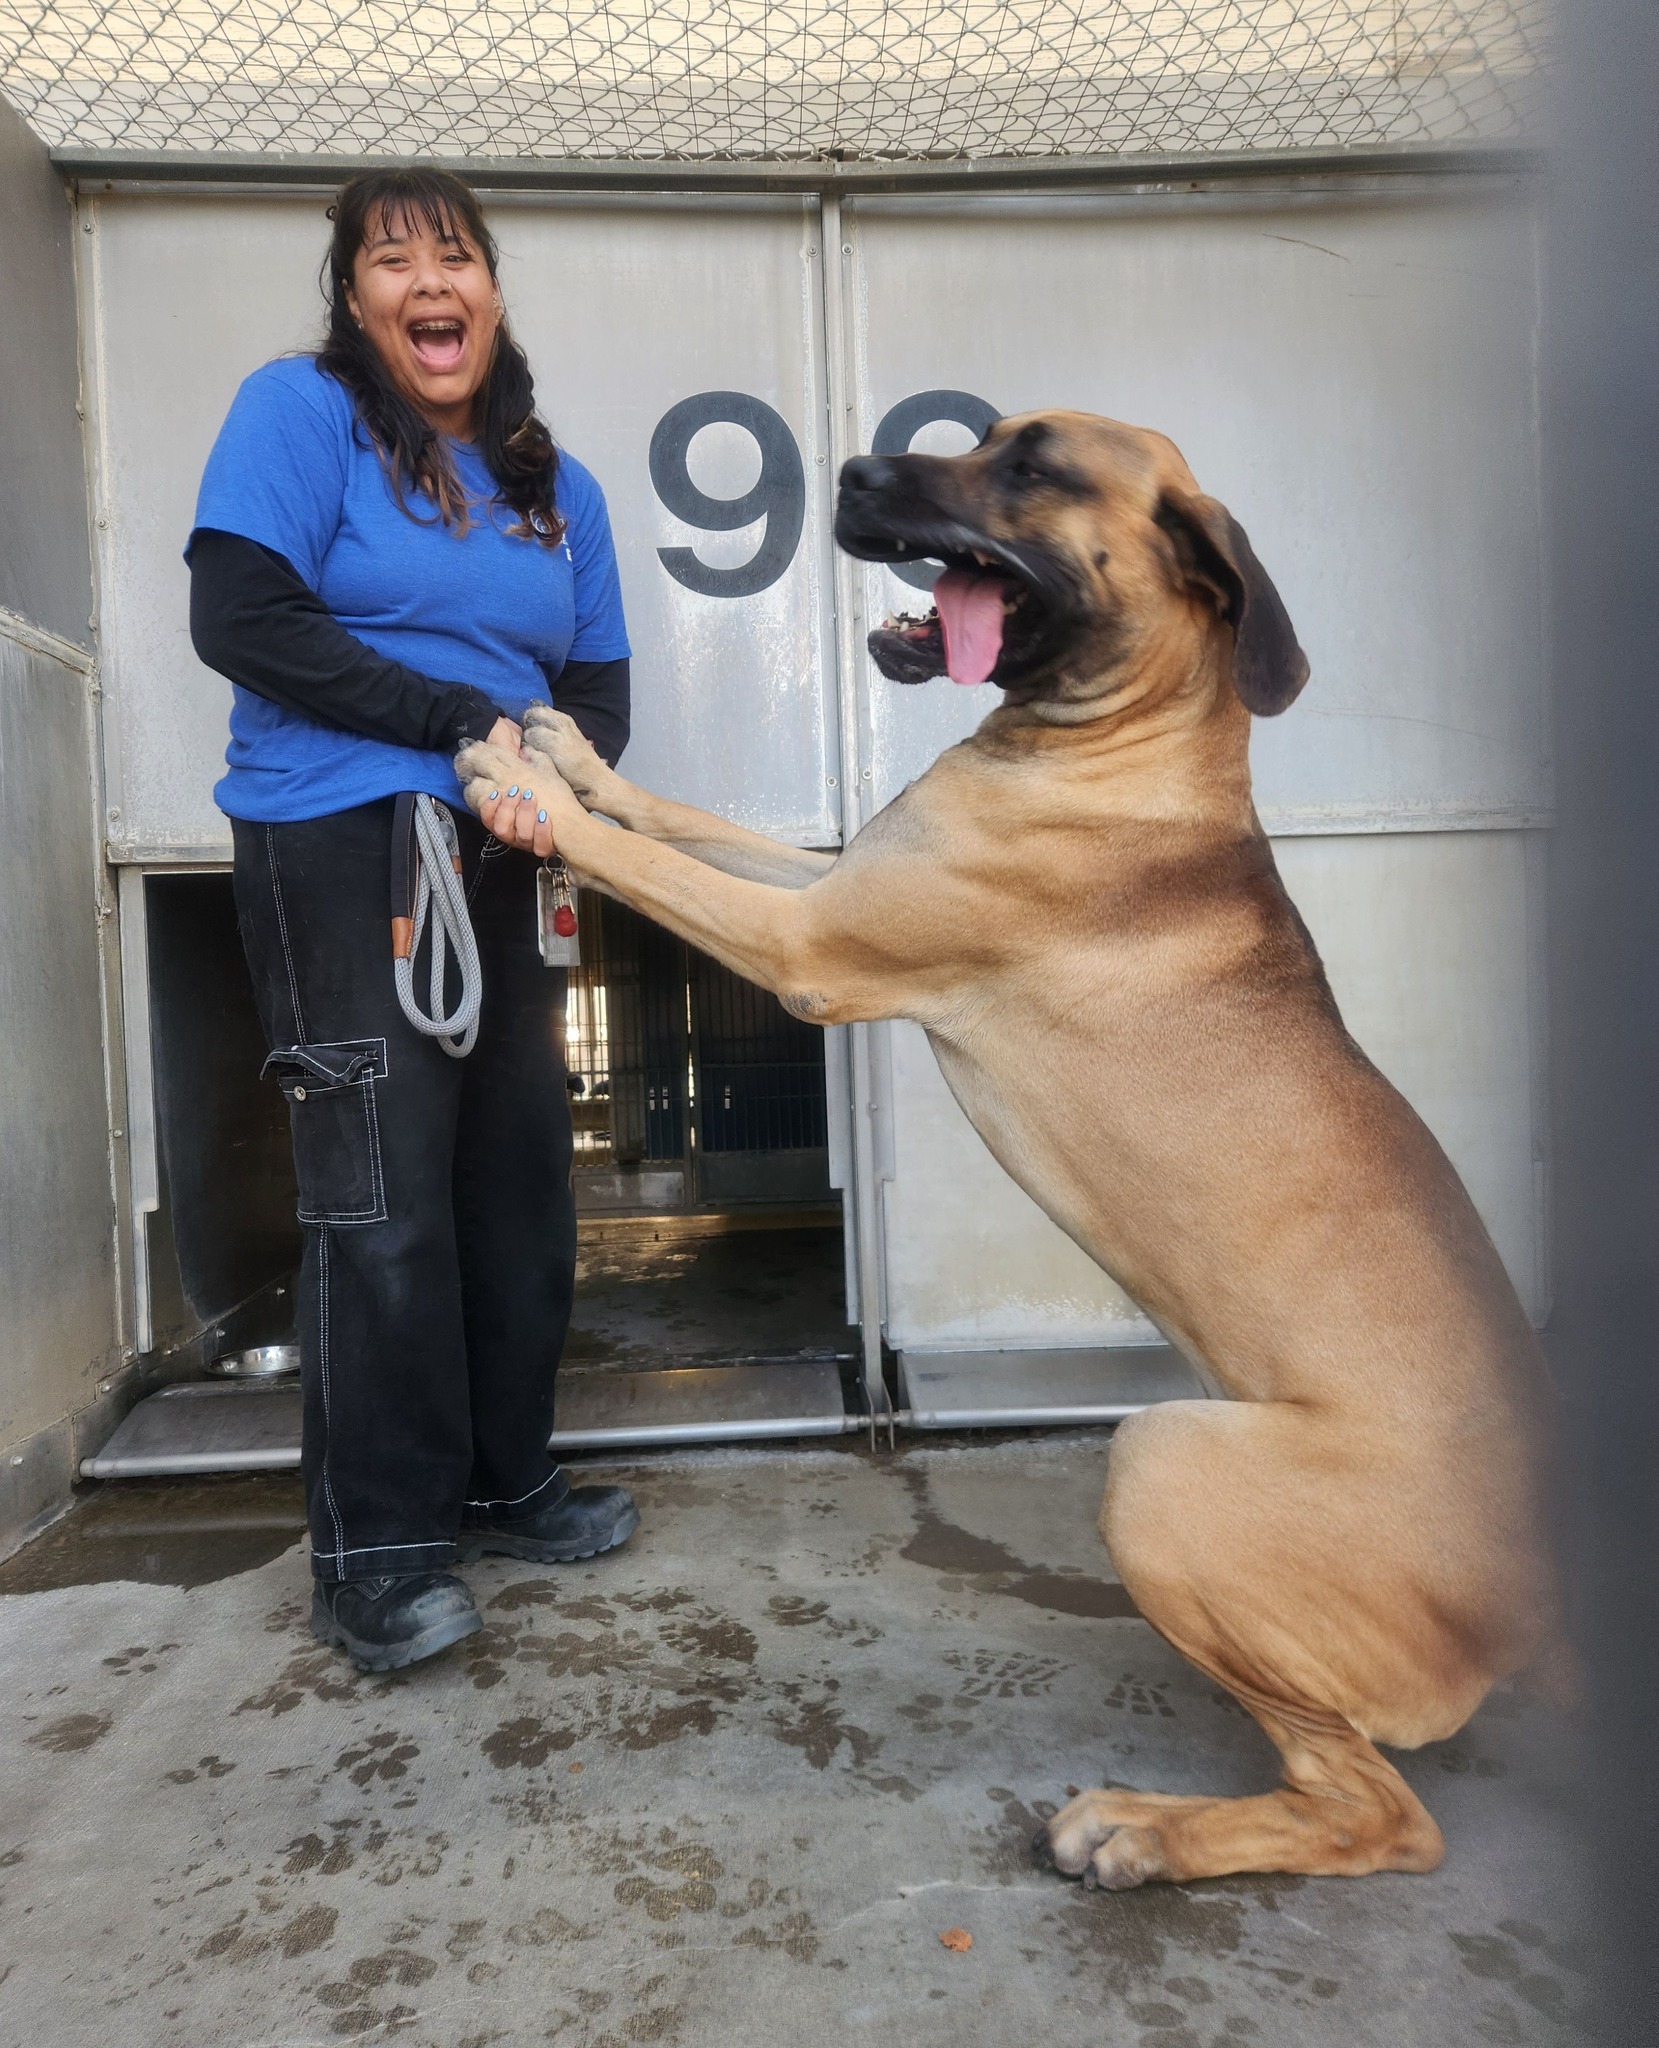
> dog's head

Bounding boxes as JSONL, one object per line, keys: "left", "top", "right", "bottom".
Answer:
{"left": 834, "top": 410, "right": 1308, "bottom": 720}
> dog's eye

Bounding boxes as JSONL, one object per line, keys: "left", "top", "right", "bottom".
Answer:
{"left": 1011, "top": 461, "right": 1046, "bottom": 482}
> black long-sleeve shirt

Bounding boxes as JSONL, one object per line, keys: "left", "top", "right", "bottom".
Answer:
{"left": 187, "top": 526, "right": 631, "bottom": 767}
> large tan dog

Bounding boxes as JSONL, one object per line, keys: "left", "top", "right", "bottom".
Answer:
{"left": 459, "top": 412, "right": 1558, "bottom": 1890}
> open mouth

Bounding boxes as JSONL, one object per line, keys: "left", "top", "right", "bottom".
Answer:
{"left": 407, "top": 317, "right": 467, "bottom": 373}
{"left": 860, "top": 537, "right": 1052, "bottom": 688}
{"left": 871, "top": 556, "right": 1027, "bottom": 688}
{"left": 835, "top": 464, "right": 1085, "bottom": 690}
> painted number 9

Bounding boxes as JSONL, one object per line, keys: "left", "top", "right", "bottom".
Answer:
{"left": 871, "top": 389, "right": 1002, "bottom": 591}
{"left": 649, "top": 391, "right": 806, "bottom": 598}
{"left": 649, "top": 388, "right": 999, "bottom": 599}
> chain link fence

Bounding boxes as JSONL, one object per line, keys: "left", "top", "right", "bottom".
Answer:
{"left": 0, "top": 3, "right": 1545, "bottom": 162}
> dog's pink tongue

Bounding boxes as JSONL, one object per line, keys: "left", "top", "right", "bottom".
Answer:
{"left": 933, "top": 569, "right": 1008, "bottom": 687}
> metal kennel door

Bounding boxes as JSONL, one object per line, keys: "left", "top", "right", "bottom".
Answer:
{"left": 835, "top": 179, "right": 1549, "bottom": 1387}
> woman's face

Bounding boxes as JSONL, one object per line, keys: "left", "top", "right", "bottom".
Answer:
{"left": 344, "top": 206, "right": 501, "bottom": 438}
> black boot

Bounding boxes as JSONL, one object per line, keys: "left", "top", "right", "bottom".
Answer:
{"left": 312, "top": 1571, "right": 481, "bottom": 1672}
{"left": 456, "top": 1484, "right": 640, "bottom": 1564}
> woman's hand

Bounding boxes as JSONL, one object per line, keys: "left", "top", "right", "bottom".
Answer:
{"left": 457, "top": 736, "right": 586, "bottom": 861}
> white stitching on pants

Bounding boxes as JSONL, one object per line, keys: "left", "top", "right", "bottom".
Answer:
{"left": 330, "top": 1540, "right": 453, "bottom": 1558}
{"left": 317, "top": 1228, "right": 346, "bottom": 1576}
{"left": 266, "top": 823, "right": 308, "bottom": 1044}
{"left": 293, "top": 1061, "right": 390, "bottom": 1227}
{"left": 362, "top": 1072, "right": 387, "bottom": 1219}
{"left": 464, "top": 1469, "right": 569, "bottom": 1514}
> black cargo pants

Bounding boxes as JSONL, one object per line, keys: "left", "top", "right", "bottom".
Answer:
{"left": 232, "top": 798, "right": 575, "bottom": 1581}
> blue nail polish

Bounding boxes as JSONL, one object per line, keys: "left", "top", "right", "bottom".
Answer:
{"left": 537, "top": 809, "right": 547, "bottom": 824}
{"left": 507, "top": 785, "right": 519, "bottom": 798}
{"left": 522, "top": 788, "right": 534, "bottom": 802}
{"left": 487, "top": 789, "right": 499, "bottom": 800}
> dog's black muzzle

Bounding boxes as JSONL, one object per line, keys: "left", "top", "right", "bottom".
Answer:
{"left": 834, "top": 453, "right": 1088, "bottom": 689}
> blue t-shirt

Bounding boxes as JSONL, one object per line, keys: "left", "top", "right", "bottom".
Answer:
{"left": 191, "top": 355, "right": 630, "bottom": 822}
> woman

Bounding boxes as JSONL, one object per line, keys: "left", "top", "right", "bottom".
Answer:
{"left": 188, "top": 168, "right": 638, "bottom": 1673}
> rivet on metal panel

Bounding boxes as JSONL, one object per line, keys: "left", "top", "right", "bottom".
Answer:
{"left": 861, "top": 768, "right": 872, "bottom": 781}
{"left": 827, "top": 776, "right": 838, "bottom": 788}
{"left": 842, "top": 243, "right": 852, "bottom": 255}
{"left": 9, "top": 1456, "right": 22, "bottom": 1467}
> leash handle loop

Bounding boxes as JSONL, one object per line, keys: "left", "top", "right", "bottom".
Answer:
{"left": 390, "top": 793, "right": 482, "bottom": 1059}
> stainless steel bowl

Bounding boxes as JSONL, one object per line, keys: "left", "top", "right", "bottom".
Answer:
{"left": 209, "top": 1344, "right": 300, "bottom": 1379}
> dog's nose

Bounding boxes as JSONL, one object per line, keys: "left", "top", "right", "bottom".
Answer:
{"left": 839, "top": 454, "right": 899, "bottom": 494}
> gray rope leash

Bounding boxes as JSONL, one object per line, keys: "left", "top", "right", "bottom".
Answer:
{"left": 391, "top": 794, "right": 481, "bottom": 1059}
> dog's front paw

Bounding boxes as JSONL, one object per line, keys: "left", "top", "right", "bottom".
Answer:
{"left": 522, "top": 705, "right": 610, "bottom": 807}
{"left": 456, "top": 738, "right": 521, "bottom": 805}
{"left": 455, "top": 738, "right": 554, "bottom": 824}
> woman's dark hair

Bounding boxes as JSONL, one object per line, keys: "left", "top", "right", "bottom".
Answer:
{"left": 317, "top": 167, "right": 562, "bottom": 544}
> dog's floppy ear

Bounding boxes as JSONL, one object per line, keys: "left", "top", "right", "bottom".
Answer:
{"left": 1154, "top": 489, "right": 1309, "bottom": 716}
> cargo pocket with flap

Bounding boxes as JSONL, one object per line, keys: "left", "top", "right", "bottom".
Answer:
{"left": 261, "top": 1039, "right": 389, "bottom": 1225}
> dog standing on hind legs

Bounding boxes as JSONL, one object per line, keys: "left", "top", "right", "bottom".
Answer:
{"left": 460, "top": 410, "right": 1561, "bottom": 1890}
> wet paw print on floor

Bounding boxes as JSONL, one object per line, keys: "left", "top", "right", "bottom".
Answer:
{"left": 1450, "top": 1919, "right": 1591, "bottom": 2034}
{"left": 614, "top": 1844, "right": 723, "bottom": 1922}
{"left": 284, "top": 1822, "right": 361, "bottom": 1877}
{"left": 659, "top": 1614, "right": 757, "bottom": 1664}
{"left": 545, "top": 1975, "right": 687, "bottom": 2046}
{"left": 1103, "top": 1673, "right": 1178, "bottom": 1719}
{"left": 101, "top": 1641, "right": 179, "bottom": 1677}
{"left": 334, "top": 1729, "right": 420, "bottom": 1788}
{"left": 164, "top": 1753, "right": 235, "bottom": 1784}
{"left": 195, "top": 1902, "right": 340, "bottom": 1967}
{"left": 604, "top": 1843, "right": 822, "bottom": 1966}
{"left": 312, "top": 1946, "right": 438, "bottom": 2034}
{"left": 237, "top": 1646, "right": 388, "bottom": 1716}
{"left": 767, "top": 1689, "right": 883, "bottom": 1770}
{"left": 25, "top": 1710, "right": 112, "bottom": 1754}
{"left": 275, "top": 1818, "right": 445, "bottom": 1889}
{"left": 895, "top": 1693, "right": 974, "bottom": 1738}
{"left": 482, "top": 1713, "right": 580, "bottom": 1769}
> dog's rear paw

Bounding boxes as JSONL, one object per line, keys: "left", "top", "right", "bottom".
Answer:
{"left": 1039, "top": 1789, "right": 1180, "bottom": 1890}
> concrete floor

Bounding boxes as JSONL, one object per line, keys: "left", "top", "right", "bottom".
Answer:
{"left": 0, "top": 1434, "right": 1590, "bottom": 2048}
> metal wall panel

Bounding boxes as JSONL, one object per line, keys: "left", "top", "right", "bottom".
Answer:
{"left": 846, "top": 184, "right": 1545, "bottom": 830}
{"left": 0, "top": 96, "right": 92, "bottom": 649}
{"left": 844, "top": 185, "right": 1548, "bottom": 1347}
{"left": 84, "top": 191, "right": 838, "bottom": 858}
{"left": 0, "top": 634, "right": 117, "bottom": 1448}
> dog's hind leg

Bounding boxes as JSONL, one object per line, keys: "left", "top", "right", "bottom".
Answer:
{"left": 1041, "top": 1699, "right": 1443, "bottom": 1890}
{"left": 1040, "top": 1399, "right": 1499, "bottom": 1889}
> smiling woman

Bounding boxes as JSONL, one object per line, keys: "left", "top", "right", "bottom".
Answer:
{"left": 184, "top": 169, "right": 641, "bottom": 1675}
{"left": 318, "top": 175, "right": 564, "bottom": 544}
